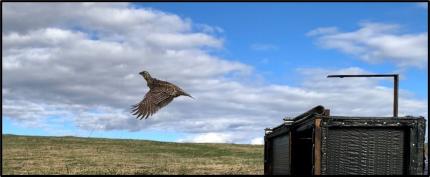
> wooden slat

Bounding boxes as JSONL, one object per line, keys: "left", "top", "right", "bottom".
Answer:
{"left": 314, "top": 118, "right": 322, "bottom": 175}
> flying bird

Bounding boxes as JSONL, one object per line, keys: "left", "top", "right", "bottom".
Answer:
{"left": 131, "top": 71, "right": 193, "bottom": 120}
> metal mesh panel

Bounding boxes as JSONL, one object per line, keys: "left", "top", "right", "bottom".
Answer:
{"left": 324, "top": 128, "right": 405, "bottom": 175}
{"left": 272, "top": 134, "right": 290, "bottom": 175}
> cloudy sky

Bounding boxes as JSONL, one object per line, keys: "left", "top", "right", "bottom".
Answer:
{"left": 2, "top": 2, "right": 428, "bottom": 144}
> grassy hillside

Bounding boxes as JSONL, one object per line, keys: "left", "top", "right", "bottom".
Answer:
{"left": 2, "top": 134, "right": 263, "bottom": 175}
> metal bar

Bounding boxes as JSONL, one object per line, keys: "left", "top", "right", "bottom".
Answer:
{"left": 394, "top": 75, "right": 398, "bottom": 117}
{"left": 408, "top": 118, "right": 426, "bottom": 175}
{"left": 289, "top": 131, "right": 292, "bottom": 175}
{"left": 287, "top": 105, "right": 325, "bottom": 123}
{"left": 327, "top": 74, "right": 399, "bottom": 117}
{"left": 264, "top": 136, "right": 270, "bottom": 175}
{"left": 327, "top": 74, "right": 398, "bottom": 78}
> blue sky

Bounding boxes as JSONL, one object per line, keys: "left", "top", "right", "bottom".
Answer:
{"left": 2, "top": 2, "right": 428, "bottom": 144}
{"left": 3, "top": 115, "right": 185, "bottom": 142}
{"left": 133, "top": 2, "right": 428, "bottom": 96}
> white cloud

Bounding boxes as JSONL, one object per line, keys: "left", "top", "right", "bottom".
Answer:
{"left": 178, "top": 132, "right": 234, "bottom": 144}
{"left": 145, "top": 32, "right": 223, "bottom": 49}
{"left": 306, "top": 27, "right": 339, "bottom": 36}
{"left": 2, "top": 3, "right": 427, "bottom": 144}
{"left": 195, "top": 24, "right": 224, "bottom": 34}
{"left": 417, "top": 3, "right": 428, "bottom": 9}
{"left": 250, "top": 137, "right": 264, "bottom": 145}
{"left": 308, "top": 22, "right": 428, "bottom": 68}
{"left": 297, "top": 67, "right": 428, "bottom": 118}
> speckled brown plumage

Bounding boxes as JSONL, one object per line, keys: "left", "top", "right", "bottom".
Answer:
{"left": 131, "top": 71, "right": 193, "bottom": 120}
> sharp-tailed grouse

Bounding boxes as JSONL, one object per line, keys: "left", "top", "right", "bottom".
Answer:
{"left": 131, "top": 71, "right": 193, "bottom": 119}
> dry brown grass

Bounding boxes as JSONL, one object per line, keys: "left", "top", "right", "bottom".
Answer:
{"left": 2, "top": 134, "right": 263, "bottom": 175}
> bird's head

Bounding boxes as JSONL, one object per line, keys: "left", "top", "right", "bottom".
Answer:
{"left": 139, "top": 71, "right": 152, "bottom": 80}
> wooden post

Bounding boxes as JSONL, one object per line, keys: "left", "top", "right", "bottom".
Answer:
{"left": 314, "top": 118, "right": 322, "bottom": 175}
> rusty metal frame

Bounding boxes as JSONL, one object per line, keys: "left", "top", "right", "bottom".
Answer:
{"left": 319, "top": 116, "right": 425, "bottom": 175}
{"left": 264, "top": 135, "right": 270, "bottom": 175}
{"left": 264, "top": 105, "right": 424, "bottom": 175}
{"left": 264, "top": 124, "right": 292, "bottom": 175}
{"left": 313, "top": 109, "right": 330, "bottom": 175}
{"left": 264, "top": 105, "right": 326, "bottom": 175}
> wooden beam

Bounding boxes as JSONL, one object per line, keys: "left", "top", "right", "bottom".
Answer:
{"left": 314, "top": 118, "right": 322, "bottom": 175}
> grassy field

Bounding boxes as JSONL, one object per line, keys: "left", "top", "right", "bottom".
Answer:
{"left": 2, "top": 134, "right": 263, "bottom": 175}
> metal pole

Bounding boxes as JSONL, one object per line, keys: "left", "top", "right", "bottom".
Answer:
{"left": 327, "top": 74, "right": 399, "bottom": 117}
{"left": 393, "top": 74, "right": 398, "bottom": 117}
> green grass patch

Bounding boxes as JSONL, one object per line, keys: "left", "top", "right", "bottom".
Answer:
{"left": 2, "top": 134, "right": 263, "bottom": 175}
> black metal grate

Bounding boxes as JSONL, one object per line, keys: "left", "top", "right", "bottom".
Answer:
{"left": 324, "top": 127, "right": 406, "bottom": 175}
{"left": 272, "top": 134, "right": 290, "bottom": 175}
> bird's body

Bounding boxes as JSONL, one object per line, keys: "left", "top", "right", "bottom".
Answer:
{"left": 131, "top": 71, "right": 192, "bottom": 119}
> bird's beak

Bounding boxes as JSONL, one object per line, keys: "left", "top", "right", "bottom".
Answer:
{"left": 183, "top": 92, "right": 194, "bottom": 99}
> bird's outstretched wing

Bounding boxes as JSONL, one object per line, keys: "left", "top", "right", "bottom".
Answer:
{"left": 131, "top": 87, "right": 174, "bottom": 120}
